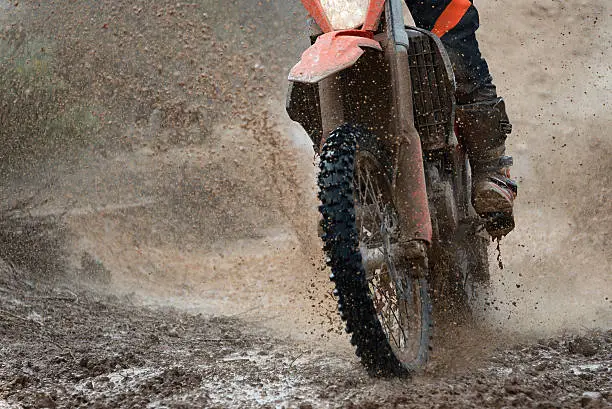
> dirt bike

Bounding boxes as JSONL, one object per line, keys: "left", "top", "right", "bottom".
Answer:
{"left": 286, "top": 0, "right": 491, "bottom": 376}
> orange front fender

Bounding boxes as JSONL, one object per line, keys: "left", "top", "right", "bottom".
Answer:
{"left": 288, "top": 31, "right": 382, "bottom": 84}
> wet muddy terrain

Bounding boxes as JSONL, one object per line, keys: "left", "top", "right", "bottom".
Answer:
{"left": 0, "top": 0, "right": 610, "bottom": 408}
{"left": 0, "top": 268, "right": 609, "bottom": 409}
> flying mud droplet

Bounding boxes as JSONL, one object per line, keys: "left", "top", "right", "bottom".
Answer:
{"left": 495, "top": 239, "right": 504, "bottom": 270}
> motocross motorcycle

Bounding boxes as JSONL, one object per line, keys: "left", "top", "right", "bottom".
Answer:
{"left": 286, "top": 0, "right": 492, "bottom": 376}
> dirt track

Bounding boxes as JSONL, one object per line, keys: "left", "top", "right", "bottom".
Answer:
{"left": 0, "top": 0, "right": 610, "bottom": 408}
{"left": 0, "top": 268, "right": 610, "bottom": 408}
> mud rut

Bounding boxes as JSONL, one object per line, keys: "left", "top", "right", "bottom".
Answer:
{"left": 0, "top": 1, "right": 610, "bottom": 408}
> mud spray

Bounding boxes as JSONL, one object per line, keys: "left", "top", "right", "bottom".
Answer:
{"left": 0, "top": 0, "right": 609, "bottom": 407}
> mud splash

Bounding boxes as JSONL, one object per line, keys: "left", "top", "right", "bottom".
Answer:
{"left": 0, "top": 0, "right": 610, "bottom": 407}
{"left": 0, "top": 275, "right": 609, "bottom": 408}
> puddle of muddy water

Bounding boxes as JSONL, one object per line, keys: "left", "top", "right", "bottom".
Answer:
{"left": 73, "top": 367, "right": 163, "bottom": 395}
{"left": 200, "top": 350, "right": 355, "bottom": 408}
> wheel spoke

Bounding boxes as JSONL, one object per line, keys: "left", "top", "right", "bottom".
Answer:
{"left": 355, "top": 151, "right": 424, "bottom": 363}
{"left": 370, "top": 279, "right": 411, "bottom": 348}
{"left": 357, "top": 163, "right": 386, "bottom": 247}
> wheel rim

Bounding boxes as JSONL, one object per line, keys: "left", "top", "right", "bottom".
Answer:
{"left": 354, "top": 152, "right": 425, "bottom": 366}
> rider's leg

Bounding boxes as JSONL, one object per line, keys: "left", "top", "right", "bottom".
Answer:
{"left": 405, "top": 0, "right": 517, "bottom": 237}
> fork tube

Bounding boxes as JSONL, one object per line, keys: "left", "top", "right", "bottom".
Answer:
{"left": 386, "top": 0, "right": 433, "bottom": 243}
{"left": 318, "top": 74, "right": 345, "bottom": 148}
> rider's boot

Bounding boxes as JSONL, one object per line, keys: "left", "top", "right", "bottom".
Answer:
{"left": 456, "top": 86, "right": 518, "bottom": 238}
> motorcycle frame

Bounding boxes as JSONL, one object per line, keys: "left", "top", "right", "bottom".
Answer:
{"left": 287, "top": 0, "right": 432, "bottom": 244}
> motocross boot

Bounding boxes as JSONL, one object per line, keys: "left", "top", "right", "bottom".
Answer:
{"left": 456, "top": 87, "right": 518, "bottom": 238}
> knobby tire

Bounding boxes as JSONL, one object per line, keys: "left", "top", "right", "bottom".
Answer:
{"left": 317, "top": 123, "right": 432, "bottom": 377}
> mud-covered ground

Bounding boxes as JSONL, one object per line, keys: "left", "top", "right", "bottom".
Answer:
{"left": 0, "top": 0, "right": 610, "bottom": 408}
{"left": 0, "top": 266, "right": 609, "bottom": 409}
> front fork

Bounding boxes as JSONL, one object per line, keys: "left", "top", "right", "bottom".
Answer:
{"left": 317, "top": 50, "right": 432, "bottom": 248}
{"left": 318, "top": 75, "right": 344, "bottom": 144}
{"left": 386, "top": 43, "right": 432, "bottom": 246}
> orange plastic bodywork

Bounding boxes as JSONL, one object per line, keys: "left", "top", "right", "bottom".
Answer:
{"left": 288, "top": 31, "right": 382, "bottom": 84}
{"left": 362, "top": 0, "right": 386, "bottom": 31}
{"left": 293, "top": 0, "right": 385, "bottom": 83}
{"left": 300, "top": 0, "right": 333, "bottom": 33}
{"left": 301, "top": 0, "right": 385, "bottom": 33}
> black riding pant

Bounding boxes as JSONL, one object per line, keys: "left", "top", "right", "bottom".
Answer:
{"left": 405, "top": 0, "right": 495, "bottom": 104}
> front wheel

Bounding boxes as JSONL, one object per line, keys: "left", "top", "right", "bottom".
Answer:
{"left": 317, "top": 124, "right": 433, "bottom": 377}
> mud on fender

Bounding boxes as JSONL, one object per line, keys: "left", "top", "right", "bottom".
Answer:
{"left": 286, "top": 81, "right": 323, "bottom": 151}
